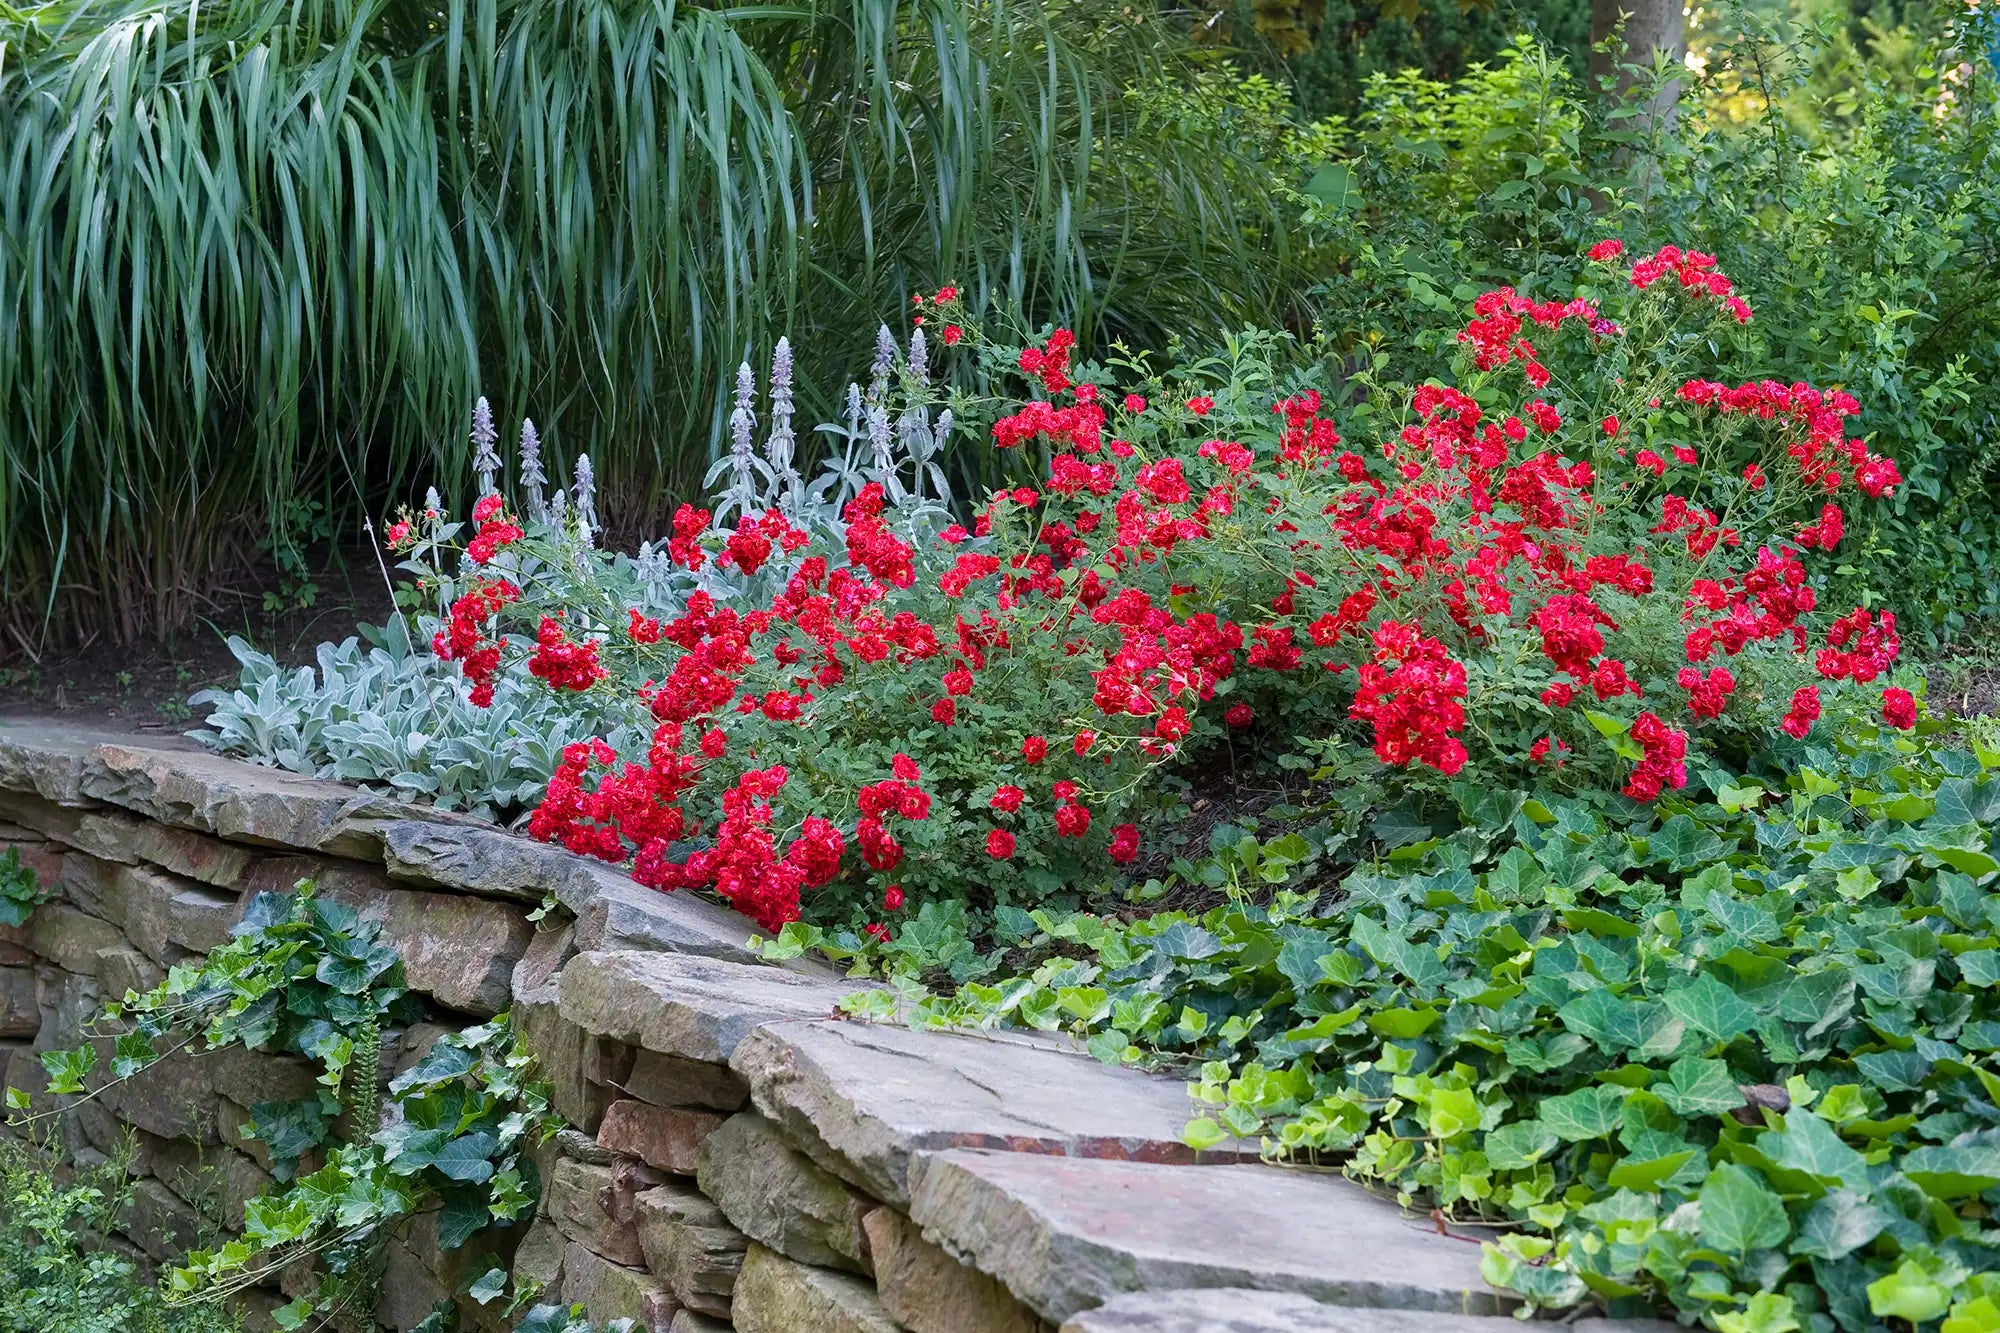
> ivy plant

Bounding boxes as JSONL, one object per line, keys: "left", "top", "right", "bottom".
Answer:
{"left": 852, "top": 725, "right": 2000, "bottom": 1332}
{"left": 0, "top": 848, "right": 49, "bottom": 928}
{"left": 7, "top": 885, "right": 557, "bottom": 1329}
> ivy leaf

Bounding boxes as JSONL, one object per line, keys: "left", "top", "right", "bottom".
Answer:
{"left": 1485, "top": 1120, "right": 1560, "bottom": 1169}
{"left": 425, "top": 1132, "right": 501, "bottom": 1184}
{"left": 1539, "top": 1085, "right": 1629, "bottom": 1141}
{"left": 1276, "top": 937, "right": 1333, "bottom": 993}
{"left": 1762, "top": 1108, "right": 1869, "bottom": 1190}
{"left": 437, "top": 1186, "right": 496, "bottom": 1249}
{"left": 1931, "top": 777, "right": 2000, "bottom": 830}
{"left": 1606, "top": 1149, "right": 1695, "bottom": 1191}
{"left": 1698, "top": 1162, "right": 1791, "bottom": 1255}
{"left": 1792, "top": 1190, "right": 1885, "bottom": 1260}
{"left": 392, "top": 1040, "right": 482, "bottom": 1088}
{"left": 1866, "top": 1259, "right": 1954, "bottom": 1323}
{"left": 1665, "top": 972, "right": 1758, "bottom": 1044}
{"left": 467, "top": 1267, "right": 508, "bottom": 1305}
{"left": 1656, "top": 1056, "right": 1752, "bottom": 1112}
{"left": 247, "top": 1099, "right": 333, "bottom": 1182}
{"left": 1559, "top": 990, "right": 1661, "bottom": 1053}
{"left": 1152, "top": 921, "right": 1221, "bottom": 961}
{"left": 1899, "top": 1142, "right": 2000, "bottom": 1199}
{"left": 1351, "top": 915, "right": 1447, "bottom": 990}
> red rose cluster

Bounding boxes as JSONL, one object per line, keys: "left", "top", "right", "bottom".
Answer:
{"left": 431, "top": 243, "right": 1916, "bottom": 935}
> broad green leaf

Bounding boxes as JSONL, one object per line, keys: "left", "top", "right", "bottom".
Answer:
{"left": 1899, "top": 1143, "right": 2000, "bottom": 1199}
{"left": 1656, "top": 1056, "right": 1752, "bottom": 1112}
{"left": 1607, "top": 1149, "right": 1695, "bottom": 1191}
{"left": 1868, "top": 1259, "right": 1954, "bottom": 1323}
{"left": 1792, "top": 1189, "right": 1884, "bottom": 1260}
{"left": 1698, "top": 1162, "right": 1790, "bottom": 1255}
{"left": 1762, "top": 1108, "right": 1868, "bottom": 1189}
{"left": 1665, "top": 973, "right": 1758, "bottom": 1044}
{"left": 1539, "top": 1085, "right": 1629, "bottom": 1142}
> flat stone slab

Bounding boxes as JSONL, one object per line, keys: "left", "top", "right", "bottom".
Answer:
{"left": 1061, "top": 1289, "right": 1679, "bottom": 1332}
{"left": 558, "top": 951, "right": 856, "bottom": 1066}
{"left": 0, "top": 722, "right": 779, "bottom": 968}
{"left": 909, "top": 1150, "right": 1510, "bottom": 1322}
{"left": 0, "top": 722, "right": 482, "bottom": 859}
{"left": 732, "top": 1019, "right": 1254, "bottom": 1206}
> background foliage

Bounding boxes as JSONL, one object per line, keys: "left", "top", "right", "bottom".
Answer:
{"left": 0, "top": 0, "right": 1319, "bottom": 654}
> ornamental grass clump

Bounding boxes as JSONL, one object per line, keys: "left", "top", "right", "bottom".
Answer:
{"left": 388, "top": 246, "right": 1920, "bottom": 938}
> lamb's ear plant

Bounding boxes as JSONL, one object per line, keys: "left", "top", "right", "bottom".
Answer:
{"left": 194, "top": 319, "right": 968, "bottom": 818}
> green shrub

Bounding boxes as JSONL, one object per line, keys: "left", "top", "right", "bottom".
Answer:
{"left": 0, "top": 1137, "right": 239, "bottom": 1333}
{"left": 1308, "top": 28, "right": 2000, "bottom": 645}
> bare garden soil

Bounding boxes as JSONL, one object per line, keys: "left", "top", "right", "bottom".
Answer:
{"left": 0, "top": 541, "right": 395, "bottom": 734}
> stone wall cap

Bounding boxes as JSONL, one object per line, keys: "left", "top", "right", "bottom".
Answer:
{"left": 907, "top": 1149, "right": 1511, "bottom": 1323}
{"left": 558, "top": 950, "right": 859, "bottom": 1065}
{"left": 1060, "top": 1289, "right": 1675, "bottom": 1332}
{"left": 730, "top": 1017, "right": 1255, "bottom": 1207}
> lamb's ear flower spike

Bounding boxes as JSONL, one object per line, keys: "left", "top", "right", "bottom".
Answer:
{"left": 766, "top": 338, "right": 801, "bottom": 511}
{"left": 470, "top": 397, "right": 499, "bottom": 497}
{"left": 518, "top": 417, "right": 545, "bottom": 521}
{"left": 573, "top": 453, "right": 597, "bottom": 549}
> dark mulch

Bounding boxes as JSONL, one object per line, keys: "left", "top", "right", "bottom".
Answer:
{"left": 0, "top": 542, "right": 397, "bottom": 735}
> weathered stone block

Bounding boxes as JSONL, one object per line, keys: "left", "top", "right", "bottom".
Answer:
{"left": 558, "top": 952, "right": 854, "bottom": 1067}
{"left": 512, "top": 1216, "right": 568, "bottom": 1297}
{"left": 546, "top": 1157, "right": 649, "bottom": 1267}
{"left": 207, "top": 1045, "right": 323, "bottom": 1107}
{"left": 117, "top": 864, "right": 242, "bottom": 963}
{"left": 1058, "top": 1291, "right": 1677, "bottom": 1333}
{"left": 0, "top": 834, "right": 64, "bottom": 892}
{"left": 668, "top": 1313, "right": 733, "bottom": 1333}
{"left": 563, "top": 1241, "right": 677, "bottom": 1328}
{"left": 598, "top": 1099, "right": 725, "bottom": 1175}
{"left": 80, "top": 737, "right": 458, "bottom": 860}
{"left": 378, "top": 1236, "right": 455, "bottom": 1331}
{"left": 518, "top": 979, "right": 614, "bottom": 1133}
{"left": 567, "top": 868, "right": 771, "bottom": 964}
{"left": 104, "top": 1049, "right": 224, "bottom": 1144}
{"left": 97, "top": 946, "right": 165, "bottom": 1003}
{"left": 377, "top": 820, "right": 578, "bottom": 904}
{"left": 635, "top": 1180, "right": 749, "bottom": 1317}
{"left": 732, "top": 1020, "right": 1252, "bottom": 1206}
{"left": 908, "top": 1152, "right": 1509, "bottom": 1323}
{"left": 865, "top": 1206, "right": 1040, "bottom": 1333}
{"left": 0, "top": 964, "right": 38, "bottom": 1038}
{"left": 512, "top": 920, "right": 577, "bottom": 995}
{"left": 24, "top": 904, "right": 126, "bottom": 977}
{"left": 0, "top": 781, "right": 92, "bottom": 836}
{"left": 314, "top": 878, "right": 532, "bottom": 1016}
{"left": 67, "top": 809, "right": 259, "bottom": 887}
{"left": 120, "top": 1176, "right": 204, "bottom": 1261}
{"left": 621, "top": 1049, "right": 750, "bottom": 1113}
{"left": 146, "top": 1137, "right": 275, "bottom": 1227}
{"left": 731, "top": 1244, "right": 899, "bottom": 1333}
{"left": 695, "top": 1112, "right": 871, "bottom": 1275}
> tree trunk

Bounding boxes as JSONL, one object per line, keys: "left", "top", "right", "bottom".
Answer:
{"left": 1589, "top": 0, "right": 1687, "bottom": 117}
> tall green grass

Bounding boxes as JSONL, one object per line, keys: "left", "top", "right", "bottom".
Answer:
{"left": 0, "top": 0, "right": 1314, "bottom": 653}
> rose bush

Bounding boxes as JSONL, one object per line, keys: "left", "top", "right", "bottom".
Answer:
{"left": 391, "top": 247, "right": 1917, "bottom": 937}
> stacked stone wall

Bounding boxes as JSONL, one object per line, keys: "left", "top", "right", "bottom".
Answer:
{"left": 0, "top": 722, "right": 1666, "bottom": 1333}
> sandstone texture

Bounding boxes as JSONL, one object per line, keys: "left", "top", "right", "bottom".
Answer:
{"left": 909, "top": 1150, "right": 1508, "bottom": 1322}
